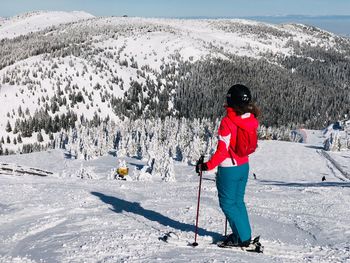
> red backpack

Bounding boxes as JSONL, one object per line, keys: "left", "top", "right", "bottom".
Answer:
{"left": 234, "top": 125, "right": 258, "bottom": 157}
{"left": 226, "top": 117, "right": 258, "bottom": 157}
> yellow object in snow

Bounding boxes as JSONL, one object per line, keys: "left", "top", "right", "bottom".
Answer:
{"left": 117, "top": 167, "right": 129, "bottom": 177}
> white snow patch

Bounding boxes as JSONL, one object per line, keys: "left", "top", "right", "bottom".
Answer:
{"left": 0, "top": 141, "right": 349, "bottom": 262}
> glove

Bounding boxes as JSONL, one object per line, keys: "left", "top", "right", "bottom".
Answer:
{"left": 195, "top": 160, "right": 208, "bottom": 174}
{"left": 201, "top": 163, "right": 208, "bottom": 172}
{"left": 195, "top": 157, "right": 203, "bottom": 174}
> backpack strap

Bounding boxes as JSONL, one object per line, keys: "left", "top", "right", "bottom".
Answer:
{"left": 222, "top": 117, "right": 237, "bottom": 165}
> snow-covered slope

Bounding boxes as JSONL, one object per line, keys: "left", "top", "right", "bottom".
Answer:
{"left": 0, "top": 11, "right": 94, "bottom": 39}
{"left": 1, "top": 12, "right": 350, "bottom": 161}
{"left": 0, "top": 140, "right": 349, "bottom": 262}
{"left": 1, "top": 14, "right": 349, "bottom": 155}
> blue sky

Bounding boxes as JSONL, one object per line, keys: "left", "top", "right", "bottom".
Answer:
{"left": 1, "top": 0, "right": 350, "bottom": 17}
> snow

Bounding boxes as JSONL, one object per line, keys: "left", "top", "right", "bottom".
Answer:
{"left": 0, "top": 140, "right": 349, "bottom": 262}
{"left": 327, "top": 151, "right": 350, "bottom": 172}
{"left": 0, "top": 52, "right": 123, "bottom": 141}
{"left": 0, "top": 14, "right": 346, "bottom": 153}
{"left": 0, "top": 11, "right": 94, "bottom": 39}
{"left": 0, "top": 11, "right": 349, "bottom": 262}
{"left": 70, "top": 16, "right": 341, "bottom": 62}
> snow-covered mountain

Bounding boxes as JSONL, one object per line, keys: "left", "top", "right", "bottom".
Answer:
{"left": 0, "top": 11, "right": 94, "bottom": 39}
{"left": 0, "top": 11, "right": 350, "bottom": 156}
{"left": 0, "top": 12, "right": 349, "bottom": 262}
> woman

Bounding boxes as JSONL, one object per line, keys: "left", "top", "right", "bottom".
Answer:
{"left": 196, "top": 84, "right": 260, "bottom": 247}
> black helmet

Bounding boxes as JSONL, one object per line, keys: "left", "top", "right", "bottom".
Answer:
{"left": 226, "top": 84, "right": 252, "bottom": 107}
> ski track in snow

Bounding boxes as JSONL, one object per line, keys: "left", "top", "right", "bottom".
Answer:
{"left": 318, "top": 150, "right": 350, "bottom": 180}
{"left": 0, "top": 140, "right": 350, "bottom": 262}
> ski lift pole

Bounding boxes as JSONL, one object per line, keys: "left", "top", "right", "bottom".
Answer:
{"left": 192, "top": 155, "right": 204, "bottom": 247}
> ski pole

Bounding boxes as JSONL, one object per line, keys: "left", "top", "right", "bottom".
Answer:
{"left": 192, "top": 155, "right": 204, "bottom": 247}
{"left": 224, "top": 217, "right": 228, "bottom": 237}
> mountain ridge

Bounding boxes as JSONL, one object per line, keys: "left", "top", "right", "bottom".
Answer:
{"left": 0, "top": 12, "right": 349, "bottom": 155}
{"left": 0, "top": 11, "right": 95, "bottom": 39}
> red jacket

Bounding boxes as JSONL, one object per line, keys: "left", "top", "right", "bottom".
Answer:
{"left": 206, "top": 107, "right": 259, "bottom": 170}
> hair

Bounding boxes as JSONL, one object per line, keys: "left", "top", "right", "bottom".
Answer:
{"left": 231, "top": 102, "right": 261, "bottom": 118}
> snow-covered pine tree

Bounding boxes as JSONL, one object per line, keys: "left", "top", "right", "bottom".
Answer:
{"left": 162, "top": 156, "right": 176, "bottom": 182}
{"left": 6, "top": 121, "right": 12, "bottom": 133}
{"left": 37, "top": 131, "right": 44, "bottom": 142}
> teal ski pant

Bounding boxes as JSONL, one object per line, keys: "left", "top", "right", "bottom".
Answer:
{"left": 216, "top": 163, "right": 251, "bottom": 242}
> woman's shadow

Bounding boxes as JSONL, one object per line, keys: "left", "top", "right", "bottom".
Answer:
{"left": 91, "top": 191, "right": 221, "bottom": 241}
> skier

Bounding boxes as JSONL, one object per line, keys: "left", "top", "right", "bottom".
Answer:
{"left": 196, "top": 84, "right": 260, "bottom": 248}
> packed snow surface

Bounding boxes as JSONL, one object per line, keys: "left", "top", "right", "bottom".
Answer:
{"left": 0, "top": 139, "right": 349, "bottom": 262}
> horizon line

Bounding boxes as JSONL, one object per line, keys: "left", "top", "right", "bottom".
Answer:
{"left": 2, "top": 11, "right": 350, "bottom": 19}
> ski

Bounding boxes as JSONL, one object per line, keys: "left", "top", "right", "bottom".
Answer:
{"left": 159, "top": 232, "right": 264, "bottom": 253}
{"left": 216, "top": 236, "right": 264, "bottom": 253}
